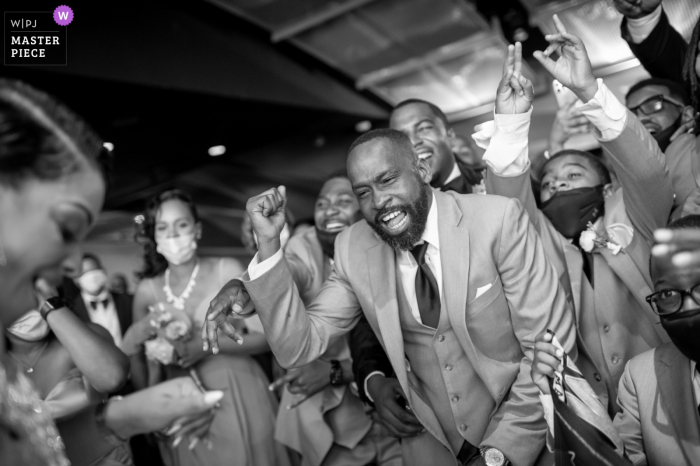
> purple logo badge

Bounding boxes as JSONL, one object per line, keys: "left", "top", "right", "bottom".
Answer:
{"left": 53, "top": 5, "right": 73, "bottom": 26}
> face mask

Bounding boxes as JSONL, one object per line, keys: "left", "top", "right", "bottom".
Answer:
{"left": 78, "top": 269, "right": 107, "bottom": 295}
{"left": 652, "top": 113, "right": 682, "bottom": 152}
{"left": 541, "top": 185, "right": 606, "bottom": 240}
{"left": 661, "top": 308, "right": 700, "bottom": 363}
{"left": 253, "top": 223, "right": 291, "bottom": 250}
{"left": 157, "top": 232, "right": 197, "bottom": 265}
{"left": 7, "top": 310, "right": 50, "bottom": 341}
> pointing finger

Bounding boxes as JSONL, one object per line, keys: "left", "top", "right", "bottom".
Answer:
{"left": 552, "top": 14, "right": 568, "bottom": 35}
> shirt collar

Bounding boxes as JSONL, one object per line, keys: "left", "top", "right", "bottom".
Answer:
{"left": 83, "top": 290, "right": 110, "bottom": 303}
{"left": 420, "top": 193, "right": 440, "bottom": 250}
{"left": 443, "top": 160, "right": 461, "bottom": 186}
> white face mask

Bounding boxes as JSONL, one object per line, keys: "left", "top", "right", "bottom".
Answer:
{"left": 253, "top": 223, "right": 291, "bottom": 250}
{"left": 156, "top": 232, "right": 197, "bottom": 265}
{"left": 78, "top": 269, "right": 108, "bottom": 295}
{"left": 7, "top": 310, "right": 50, "bottom": 341}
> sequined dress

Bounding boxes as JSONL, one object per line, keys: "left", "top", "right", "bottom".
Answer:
{"left": 0, "top": 356, "right": 70, "bottom": 466}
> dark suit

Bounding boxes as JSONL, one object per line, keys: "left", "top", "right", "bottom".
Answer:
{"left": 621, "top": 8, "right": 687, "bottom": 86}
{"left": 350, "top": 159, "right": 479, "bottom": 402}
{"left": 70, "top": 292, "right": 133, "bottom": 337}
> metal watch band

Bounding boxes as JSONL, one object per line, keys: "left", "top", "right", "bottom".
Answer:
{"left": 329, "top": 359, "right": 343, "bottom": 386}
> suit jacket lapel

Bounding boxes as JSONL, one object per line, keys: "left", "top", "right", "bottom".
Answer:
{"left": 564, "top": 244, "right": 584, "bottom": 323}
{"left": 435, "top": 192, "right": 478, "bottom": 367}
{"left": 71, "top": 296, "right": 90, "bottom": 324}
{"left": 656, "top": 346, "right": 700, "bottom": 464}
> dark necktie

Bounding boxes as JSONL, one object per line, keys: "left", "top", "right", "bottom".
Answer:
{"left": 90, "top": 299, "right": 109, "bottom": 310}
{"left": 410, "top": 242, "right": 441, "bottom": 328}
{"left": 581, "top": 250, "right": 594, "bottom": 288}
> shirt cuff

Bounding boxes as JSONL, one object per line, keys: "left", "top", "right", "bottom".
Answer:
{"left": 364, "top": 371, "right": 386, "bottom": 403}
{"left": 627, "top": 5, "right": 663, "bottom": 44}
{"left": 575, "top": 79, "right": 628, "bottom": 142}
{"left": 247, "top": 249, "right": 283, "bottom": 280}
{"left": 477, "top": 107, "right": 533, "bottom": 176}
{"left": 539, "top": 393, "right": 554, "bottom": 438}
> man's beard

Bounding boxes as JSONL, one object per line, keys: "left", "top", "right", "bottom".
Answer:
{"left": 368, "top": 182, "right": 431, "bottom": 251}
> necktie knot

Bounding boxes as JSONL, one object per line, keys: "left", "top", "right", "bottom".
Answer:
{"left": 410, "top": 242, "right": 429, "bottom": 265}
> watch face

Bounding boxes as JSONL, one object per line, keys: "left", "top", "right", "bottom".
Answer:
{"left": 484, "top": 448, "right": 505, "bottom": 466}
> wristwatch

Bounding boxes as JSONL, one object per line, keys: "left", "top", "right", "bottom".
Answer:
{"left": 481, "top": 447, "right": 509, "bottom": 466}
{"left": 40, "top": 296, "right": 68, "bottom": 320}
{"left": 329, "top": 360, "right": 343, "bottom": 386}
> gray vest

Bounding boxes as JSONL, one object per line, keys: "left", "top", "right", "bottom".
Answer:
{"left": 396, "top": 276, "right": 494, "bottom": 452}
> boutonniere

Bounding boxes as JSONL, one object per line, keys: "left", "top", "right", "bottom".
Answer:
{"left": 579, "top": 222, "right": 622, "bottom": 255}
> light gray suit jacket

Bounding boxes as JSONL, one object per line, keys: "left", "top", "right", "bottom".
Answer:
{"left": 614, "top": 344, "right": 700, "bottom": 466}
{"left": 243, "top": 191, "right": 576, "bottom": 466}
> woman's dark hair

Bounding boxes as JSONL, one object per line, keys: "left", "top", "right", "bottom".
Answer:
{"left": 136, "top": 189, "right": 200, "bottom": 279}
{"left": 0, "top": 78, "right": 109, "bottom": 186}
{"left": 683, "top": 16, "right": 700, "bottom": 130}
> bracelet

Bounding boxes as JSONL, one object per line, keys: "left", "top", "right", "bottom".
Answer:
{"left": 95, "top": 396, "right": 127, "bottom": 445}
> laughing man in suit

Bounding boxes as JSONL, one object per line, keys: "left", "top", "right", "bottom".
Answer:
{"left": 203, "top": 129, "right": 576, "bottom": 465}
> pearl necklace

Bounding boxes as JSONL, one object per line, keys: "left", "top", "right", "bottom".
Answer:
{"left": 163, "top": 260, "right": 200, "bottom": 310}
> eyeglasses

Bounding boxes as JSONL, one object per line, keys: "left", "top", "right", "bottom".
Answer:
{"left": 629, "top": 95, "right": 683, "bottom": 116}
{"left": 646, "top": 284, "right": 700, "bottom": 316}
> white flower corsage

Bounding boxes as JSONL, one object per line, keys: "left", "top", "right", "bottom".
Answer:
{"left": 579, "top": 222, "right": 622, "bottom": 255}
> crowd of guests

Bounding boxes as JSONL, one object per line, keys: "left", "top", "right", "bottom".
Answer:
{"left": 1, "top": 1, "right": 700, "bottom": 466}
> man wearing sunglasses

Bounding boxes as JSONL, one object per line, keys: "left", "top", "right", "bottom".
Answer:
{"left": 626, "top": 78, "right": 697, "bottom": 218}
{"left": 611, "top": 215, "right": 700, "bottom": 465}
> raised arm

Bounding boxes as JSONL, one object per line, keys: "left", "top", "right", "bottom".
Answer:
{"left": 534, "top": 14, "right": 673, "bottom": 244}
{"left": 480, "top": 198, "right": 577, "bottom": 464}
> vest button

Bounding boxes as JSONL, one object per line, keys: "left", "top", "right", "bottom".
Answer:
{"left": 611, "top": 356, "right": 620, "bottom": 364}
{"left": 451, "top": 395, "right": 460, "bottom": 402}
{"left": 603, "top": 325, "right": 610, "bottom": 333}
{"left": 438, "top": 335, "right": 445, "bottom": 342}
{"left": 445, "top": 364, "right": 453, "bottom": 372}
{"left": 594, "top": 373, "right": 602, "bottom": 381}
{"left": 459, "top": 424, "right": 467, "bottom": 432}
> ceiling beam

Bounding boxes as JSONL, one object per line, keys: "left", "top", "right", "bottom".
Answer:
{"left": 271, "top": 0, "right": 377, "bottom": 43}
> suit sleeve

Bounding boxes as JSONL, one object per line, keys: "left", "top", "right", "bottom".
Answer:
{"left": 480, "top": 198, "right": 577, "bottom": 465}
{"left": 242, "top": 239, "right": 363, "bottom": 369}
{"left": 601, "top": 110, "right": 674, "bottom": 245}
{"left": 349, "top": 316, "right": 394, "bottom": 404}
{"left": 613, "top": 361, "right": 646, "bottom": 465}
{"left": 621, "top": 9, "right": 688, "bottom": 86}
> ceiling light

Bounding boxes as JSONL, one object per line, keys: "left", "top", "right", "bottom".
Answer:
{"left": 208, "top": 145, "right": 226, "bottom": 156}
{"left": 355, "top": 120, "right": 372, "bottom": 132}
{"left": 134, "top": 214, "right": 145, "bottom": 224}
{"left": 103, "top": 142, "right": 114, "bottom": 151}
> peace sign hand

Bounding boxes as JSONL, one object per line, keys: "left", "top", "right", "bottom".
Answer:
{"left": 495, "top": 42, "right": 535, "bottom": 115}
{"left": 533, "top": 15, "right": 598, "bottom": 103}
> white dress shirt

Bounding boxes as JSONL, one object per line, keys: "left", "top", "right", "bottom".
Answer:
{"left": 82, "top": 291, "right": 122, "bottom": 346}
{"left": 626, "top": 5, "right": 663, "bottom": 44}
{"left": 248, "top": 194, "right": 444, "bottom": 401}
{"left": 443, "top": 162, "right": 462, "bottom": 186}
{"left": 691, "top": 360, "right": 700, "bottom": 409}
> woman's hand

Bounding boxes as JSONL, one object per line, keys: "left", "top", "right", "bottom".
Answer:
{"left": 531, "top": 332, "right": 564, "bottom": 395}
{"left": 268, "top": 359, "right": 332, "bottom": 409}
{"left": 105, "top": 377, "right": 223, "bottom": 439}
{"left": 120, "top": 313, "right": 157, "bottom": 356}
{"left": 175, "top": 335, "right": 208, "bottom": 369}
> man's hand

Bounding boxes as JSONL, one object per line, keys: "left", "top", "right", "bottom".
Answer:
{"left": 534, "top": 15, "right": 598, "bottom": 103}
{"left": 175, "top": 335, "right": 208, "bottom": 369}
{"left": 201, "top": 279, "right": 248, "bottom": 354}
{"left": 120, "top": 313, "right": 157, "bottom": 356}
{"left": 495, "top": 42, "right": 535, "bottom": 115}
{"left": 612, "top": 0, "right": 662, "bottom": 19}
{"left": 269, "top": 360, "right": 333, "bottom": 409}
{"left": 246, "top": 186, "right": 287, "bottom": 261}
{"left": 530, "top": 332, "right": 564, "bottom": 395}
{"left": 366, "top": 375, "right": 424, "bottom": 438}
{"left": 548, "top": 99, "right": 592, "bottom": 153}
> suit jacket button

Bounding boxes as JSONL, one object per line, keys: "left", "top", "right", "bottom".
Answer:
{"left": 611, "top": 356, "right": 620, "bottom": 364}
{"left": 594, "top": 373, "right": 602, "bottom": 381}
{"left": 438, "top": 335, "right": 445, "bottom": 342}
{"left": 459, "top": 424, "right": 467, "bottom": 432}
{"left": 451, "top": 395, "right": 460, "bottom": 402}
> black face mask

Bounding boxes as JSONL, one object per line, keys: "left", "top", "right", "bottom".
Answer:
{"left": 652, "top": 113, "right": 683, "bottom": 152}
{"left": 315, "top": 227, "right": 339, "bottom": 259}
{"left": 540, "top": 185, "right": 606, "bottom": 240}
{"left": 661, "top": 308, "right": 700, "bottom": 363}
